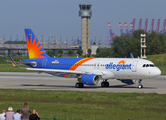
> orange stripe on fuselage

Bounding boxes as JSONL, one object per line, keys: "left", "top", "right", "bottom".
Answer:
{"left": 63, "top": 58, "right": 94, "bottom": 78}
{"left": 69, "top": 58, "right": 94, "bottom": 70}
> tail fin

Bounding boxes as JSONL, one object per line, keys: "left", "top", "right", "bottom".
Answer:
{"left": 24, "top": 29, "right": 50, "bottom": 59}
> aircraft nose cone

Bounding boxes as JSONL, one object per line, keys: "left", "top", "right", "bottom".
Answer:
{"left": 154, "top": 68, "right": 161, "bottom": 76}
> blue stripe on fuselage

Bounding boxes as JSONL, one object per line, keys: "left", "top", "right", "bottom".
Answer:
{"left": 22, "top": 58, "right": 84, "bottom": 70}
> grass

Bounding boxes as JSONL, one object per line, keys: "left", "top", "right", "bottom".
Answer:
{"left": 147, "top": 53, "right": 166, "bottom": 75}
{"left": 0, "top": 89, "right": 166, "bottom": 120}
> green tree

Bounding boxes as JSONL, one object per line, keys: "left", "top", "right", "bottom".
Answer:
{"left": 96, "top": 48, "right": 113, "bottom": 58}
{"left": 58, "top": 49, "right": 63, "bottom": 54}
{"left": 47, "top": 49, "right": 54, "bottom": 57}
{"left": 150, "top": 36, "right": 162, "bottom": 54}
{"left": 17, "top": 51, "right": 21, "bottom": 56}
{"left": 96, "top": 48, "right": 101, "bottom": 54}
{"left": 77, "top": 48, "right": 83, "bottom": 56}
{"left": 58, "top": 49, "right": 63, "bottom": 57}
{"left": 88, "top": 48, "right": 92, "bottom": 57}
{"left": 68, "top": 49, "right": 73, "bottom": 56}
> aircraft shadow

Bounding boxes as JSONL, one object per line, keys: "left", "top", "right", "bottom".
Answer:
{"left": 20, "top": 84, "right": 156, "bottom": 89}
{"left": 109, "top": 85, "right": 156, "bottom": 89}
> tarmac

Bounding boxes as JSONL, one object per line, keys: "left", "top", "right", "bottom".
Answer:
{"left": 0, "top": 72, "right": 166, "bottom": 94}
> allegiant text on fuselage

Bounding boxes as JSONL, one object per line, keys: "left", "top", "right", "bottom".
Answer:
{"left": 105, "top": 62, "right": 132, "bottom": 71}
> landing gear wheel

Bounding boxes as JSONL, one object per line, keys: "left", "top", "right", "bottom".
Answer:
{"left": 138, "top": 79, "right": 143, "bottom": 89}
{"left": 101, "top": 81, "right": 109, "bottom": 87}
{"left": 138, "top": 85, "right": 143, "bottom": 89}
{"left": 106, "top": 82, "right": 109, "bottom": 87}
{"left": 80, "top": 83, "right": 84, "bottom": 88}
{"left": 101, "top": 82, "right": 105, "bottom": 87}
{"left": 75, "top": 82, "right": 84, "bottom": 88}
{"left": 75, "top": 83, "right": 80, "bottom": 88}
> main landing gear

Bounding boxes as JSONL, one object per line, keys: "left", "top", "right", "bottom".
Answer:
{"left": 101, "top": 80, "right": 109, "bottom": 87}
{"left": 138, "top": 79, "right": 143, "bottom": 89}
{"left": 75, "top": 82, "right": 84, "bottom": 88}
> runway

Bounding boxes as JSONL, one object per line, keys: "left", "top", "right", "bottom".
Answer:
{"left": 0, "top": 72, "right": 166, "bottom": 94}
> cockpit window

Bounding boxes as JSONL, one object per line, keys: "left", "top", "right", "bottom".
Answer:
{"left": 150, "top": 64, "right": 154, "bottom": 67}
{"left": 142, "top": 64, "right": 155, "bottom": 67}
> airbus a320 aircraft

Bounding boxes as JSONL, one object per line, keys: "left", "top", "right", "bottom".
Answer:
{"left": 9, "top": 29, "right": 161, "bottom": 89}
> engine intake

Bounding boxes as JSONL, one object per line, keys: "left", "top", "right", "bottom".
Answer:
{"left": 81, "top": 74, "right": 101, "bottom": 85}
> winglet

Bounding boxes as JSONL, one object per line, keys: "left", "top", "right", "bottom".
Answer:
{"left": 130, "top": 53, "right": 134, "bottom": 58}
{"left": 9, "top": 55, "right": 19, "bottom": 68}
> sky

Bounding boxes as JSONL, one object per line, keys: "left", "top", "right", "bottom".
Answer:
{"left": 0, "top": 0, "right": 165, "bottom": 43}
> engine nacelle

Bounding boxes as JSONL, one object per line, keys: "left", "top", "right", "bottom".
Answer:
{"left": 81, "top": 74, "right": 101, "bottom": 85}
{"left": 120, "top": 79, "right": 135, "bottom": 85}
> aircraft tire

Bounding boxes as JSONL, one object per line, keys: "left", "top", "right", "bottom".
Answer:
{"left": 80, "top": 83, "right": 84, "bottom": 88}
{"left": 101, "top": 82, "right": 105, "bottom": 87}
{"left": 106, "top": 82, "right": 109, "bottom": 87}
{"left": 138, "top": 85, "right": 143, "bottom": 89}
{"left": 75, "top": 83, "right": 80, "bottom": 88}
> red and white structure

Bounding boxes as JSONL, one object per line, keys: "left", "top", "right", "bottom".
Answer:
{"left": 144, "top": 19, "right": 148, "bottom": 32}
{"left": 138, "top": 18, "right": 142, "bottom": 29}
{"left": 156, "top": 19, "right": 160, "bottom": 33}
{"left": 140, "top": 33, "right": 147, "bottom": 59}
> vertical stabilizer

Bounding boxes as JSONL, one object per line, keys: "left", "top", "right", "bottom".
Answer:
{"left": 24, "top": 29, "right": 50, "bottom": 59}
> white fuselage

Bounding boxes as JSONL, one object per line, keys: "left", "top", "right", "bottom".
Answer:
{"left": 74, "top": 58, "right": 161, "bottom": 80}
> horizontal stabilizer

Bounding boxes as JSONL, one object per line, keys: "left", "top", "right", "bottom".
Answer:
{"left": 9, "top": 55, "right": 19, "bottom": 68}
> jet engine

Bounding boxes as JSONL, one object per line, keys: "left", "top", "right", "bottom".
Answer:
{"left": 81, "top": 74, "right": 101, "bottom": 85}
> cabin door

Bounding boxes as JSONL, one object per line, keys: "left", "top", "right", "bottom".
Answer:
{"left": 42, "top": 59, "right": 48, "bottom": 68}
{"left": 132, "top": 61, "right": 138, "bottom": 72}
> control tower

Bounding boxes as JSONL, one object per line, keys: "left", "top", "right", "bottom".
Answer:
{"left": 79, "top": 3, "right": 92, "bottom": 55}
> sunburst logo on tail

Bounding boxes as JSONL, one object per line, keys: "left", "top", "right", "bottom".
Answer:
{"left": 26, "top": 34, "right": 46, "bottom": 59}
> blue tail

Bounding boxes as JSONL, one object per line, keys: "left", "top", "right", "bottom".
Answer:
{"left": 24, "top": 29, "right": 50, "bottom": 59}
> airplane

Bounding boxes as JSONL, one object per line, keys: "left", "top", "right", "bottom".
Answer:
{"left": 9, "top": 29, "right": 161, "bottom": 89}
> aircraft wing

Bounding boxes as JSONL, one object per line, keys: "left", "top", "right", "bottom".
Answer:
{"left": 26, "top": 68, "right": 103, "bottom": 75}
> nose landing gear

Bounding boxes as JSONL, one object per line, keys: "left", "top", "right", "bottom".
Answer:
{"left": 138, "top": 79, "right": 143, "bottom": 89}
